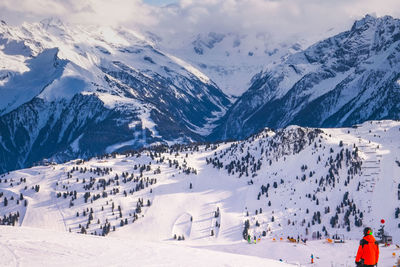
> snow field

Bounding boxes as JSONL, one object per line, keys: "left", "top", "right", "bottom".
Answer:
{"left": 0, "top": 226, "right": 293, "bottom": 267}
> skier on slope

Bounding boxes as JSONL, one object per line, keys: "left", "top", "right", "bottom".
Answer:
{"left": 355, "top": 227, "right": 379, "bottom": 267}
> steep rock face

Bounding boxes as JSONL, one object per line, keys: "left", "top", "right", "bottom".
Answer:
{"left": 0, "top": 94, "right": 165, "bottom": 173}
{"left": 211, "top": 15, "right": 400, "bottom": 140}
{"left": 0, "top": 19, "right": 230, "bottom": 173}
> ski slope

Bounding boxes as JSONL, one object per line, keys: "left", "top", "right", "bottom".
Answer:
{"left": 0, "top": 120, "right": 399, "bottom": 266}
{"left": 0, "top": 226, "right": 292, "bottom": 267}
{"left": 0, "top": 226, "right": 399, "bottom": 266}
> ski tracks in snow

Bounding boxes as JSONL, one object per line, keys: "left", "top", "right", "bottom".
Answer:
{"left": 21, "top": 167, "right": 67, "bottom": 231}
{"left": 0, "top": 239, "right": 20, "bottom": 267}
{"left": 54, "top": 169, "right": 68, "bottom": 232}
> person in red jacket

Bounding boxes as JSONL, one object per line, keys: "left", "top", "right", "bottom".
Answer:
{"left": 355, "top": 227, "right": 379, "bottom": 266}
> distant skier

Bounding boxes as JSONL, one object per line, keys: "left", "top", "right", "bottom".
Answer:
{"left": 355, "top": 227, "right": 379, "bottom": 267}
{"left": 247, "top": 234, "right": 251, "bottom": 244}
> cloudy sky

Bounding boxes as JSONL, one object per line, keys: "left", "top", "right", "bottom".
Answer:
{"left": 1, "top": 0, "right": 400, "bottom": 42}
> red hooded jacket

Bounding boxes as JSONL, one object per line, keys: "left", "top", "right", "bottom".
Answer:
{"left": 355, "top": 234, "right": 379, "bottom": 266}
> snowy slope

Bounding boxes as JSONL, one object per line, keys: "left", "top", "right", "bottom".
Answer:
{"left": 0, "top": 226, "right": 293, "bottom": 267}
{"left": 211, "top": 15, "right": 400, "bottom": 140}
{"left": 0, "top": 18, "right": 231, "bottom": 173}
{"left": 0, "top": 120, "right": 399, "bottom": 266}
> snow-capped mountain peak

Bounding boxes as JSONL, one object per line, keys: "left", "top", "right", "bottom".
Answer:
{"left": 0, "top": 19, "right": 231, "bottom": 173}
{"left": 210, "top": 15, "right": 400, "bottom": 140}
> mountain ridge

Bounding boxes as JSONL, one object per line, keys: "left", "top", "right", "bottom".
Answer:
{"left": 2, "top": 15, "right": 400, "bottom": 173}
{"left": 0, "top": 19, "right": 231, "bottom": 173}
{"left": 210, "top": 14, "right": 400, "bottom": 141}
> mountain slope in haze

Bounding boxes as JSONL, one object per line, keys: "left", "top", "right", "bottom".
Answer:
{"left": 211, "top": 15, "right": 400, "bottom": 140}
{"left": 0, "top": 18, "right": 231, "bottom": 173}
{"left": 149, "top": 30, "right": 303, "bottom": 96}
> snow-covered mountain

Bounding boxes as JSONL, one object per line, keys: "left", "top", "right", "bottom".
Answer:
{"left": 211, "top": 15, "right": 400, "bottom": 140}
{"left": 1, "top": 120, "right": 399, "bottom": 266}
{"left": 0, "top": 18, "right": 231, "bottom": 173}
{"left": 2, "top": 15, "right": 400, "bottom": 175}
{"left": 149, "top": 30, "right": 302, "bottom": 96}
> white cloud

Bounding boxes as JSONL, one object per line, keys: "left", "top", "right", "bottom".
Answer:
{"left": 0, "top": 0, "right": 400, "bottom": 43}
{"left": 0, "top": 0, "right": 157, "bottom": 27}
{"left": 150, "top": 0, "right": 400, "bottom": 43}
